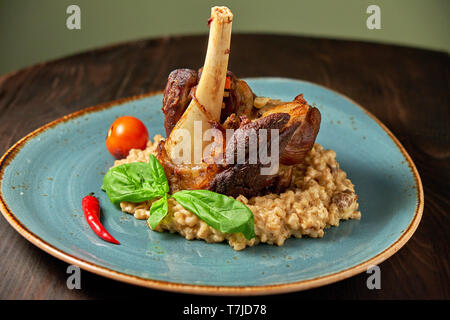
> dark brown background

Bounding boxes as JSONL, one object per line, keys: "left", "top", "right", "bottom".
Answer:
{"left": 0, "top": 35, "right": 448, "bottom": 299}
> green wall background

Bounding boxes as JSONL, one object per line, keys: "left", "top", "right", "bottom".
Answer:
{"left": 0, "top": 0, "right": 449, "bottom": 76}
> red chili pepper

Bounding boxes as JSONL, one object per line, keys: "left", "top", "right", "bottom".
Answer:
{"left": 82, "top": 193, "right": 120, "bottom": 244}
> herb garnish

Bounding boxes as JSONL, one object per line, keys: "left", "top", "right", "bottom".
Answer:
{"left": 102, "top": 155, "right": 256, "bottom": 240}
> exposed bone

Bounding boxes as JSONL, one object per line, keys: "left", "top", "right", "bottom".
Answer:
{"left": 197, "top": 7, "right": 233, "bottom": 121}
{"left": 157, "top": 7, "right": 321, "bottom": 198}
{"left": 164, "top": 7, "right": 233, "bottom": 163}
{"left": 206, "top": 113, "right": 299, "bottom": 197}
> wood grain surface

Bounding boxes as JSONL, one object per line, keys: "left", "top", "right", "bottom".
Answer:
{"left": 0, "top": 34, "right": 448, "bottom": 299}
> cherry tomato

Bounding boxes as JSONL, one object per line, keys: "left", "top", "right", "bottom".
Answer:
{"left": 105, "top": 116, "right": 149, "bottom": 159}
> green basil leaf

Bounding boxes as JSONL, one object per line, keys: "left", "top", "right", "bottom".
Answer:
{"left": 148, "top": 195, "right": 169, "bottom": 230}
{"left": 172, "top": 190, "right": 256, "bottom": 240}
{"left": 148, "top": 155, "right": 169, "bottom": 194}
{"left": 102, "top": 162, "right": 165, "bottom": 204}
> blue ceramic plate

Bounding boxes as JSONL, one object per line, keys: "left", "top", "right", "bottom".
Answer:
{"left": 0, "top": 78, "right": 423, "bottom": 295}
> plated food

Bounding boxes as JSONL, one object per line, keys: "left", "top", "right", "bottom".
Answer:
{"left": 101, "top": 7, "right": 360, "bottom": 250}
{"left": 115, "top": 138, "right": 360, "bottom": 250}
{"left": 0, "top": 78, "right": 422, "bottom": 295}
{"left": 0, "top": 5, "right": 423, "bottom": 295}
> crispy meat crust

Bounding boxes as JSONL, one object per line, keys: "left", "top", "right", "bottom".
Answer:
{"left": 206, "top": 113, "right": 299, "bottom": 197}
{"left": 162, "top": 69, "right": 198, "bottom": 136}
{"left": 160, "top": 70, "right": 321, "bottom": 198}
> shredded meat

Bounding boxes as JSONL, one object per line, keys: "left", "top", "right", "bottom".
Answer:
{"left": 160, "top": 69, "right": 321, "bottom": 198}
{"left": 162, "top": 69, "right": 255, "bottom": 136}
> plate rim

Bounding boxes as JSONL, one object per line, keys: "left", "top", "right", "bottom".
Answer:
{"left": 0, "top": 78, "right": 424, "bottom": 296}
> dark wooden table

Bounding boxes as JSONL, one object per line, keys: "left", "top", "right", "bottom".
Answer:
{"left": 0, "top": 34, "right": 448, "bottom": 300}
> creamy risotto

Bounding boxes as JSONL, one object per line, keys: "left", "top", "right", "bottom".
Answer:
{"left": 115, "top": 135, "right": 361, "bottom": 250}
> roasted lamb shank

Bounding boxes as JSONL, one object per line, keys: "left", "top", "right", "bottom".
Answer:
{"left": 157, "top": 6, "right": 321, "bottom": 198}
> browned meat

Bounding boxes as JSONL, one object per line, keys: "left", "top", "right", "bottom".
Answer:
{"left": 261, "top": 94, "right": 321, "bottom": 165}
{"left": 207, "top": 113, "right": 299, "bottom": 197}
{"left": 160, "top": 68, "right": 321, "bottom": 198}
{"left": 157, "top": 112, "right": 299, "bottom": 198}
{"left": 220, "top": 71, "right": 255, "bottom": 122}
{"left": 162, "top": 69, "right": 198, "bottom": 136}
{"left": 162, "top": 69, "right": 255, "bottom": 136}
{"left": 272, "top": 165, "right": 294, "bottom": 193}
{"left": 156, "top": 139, "right": 221, "bottom": 193}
